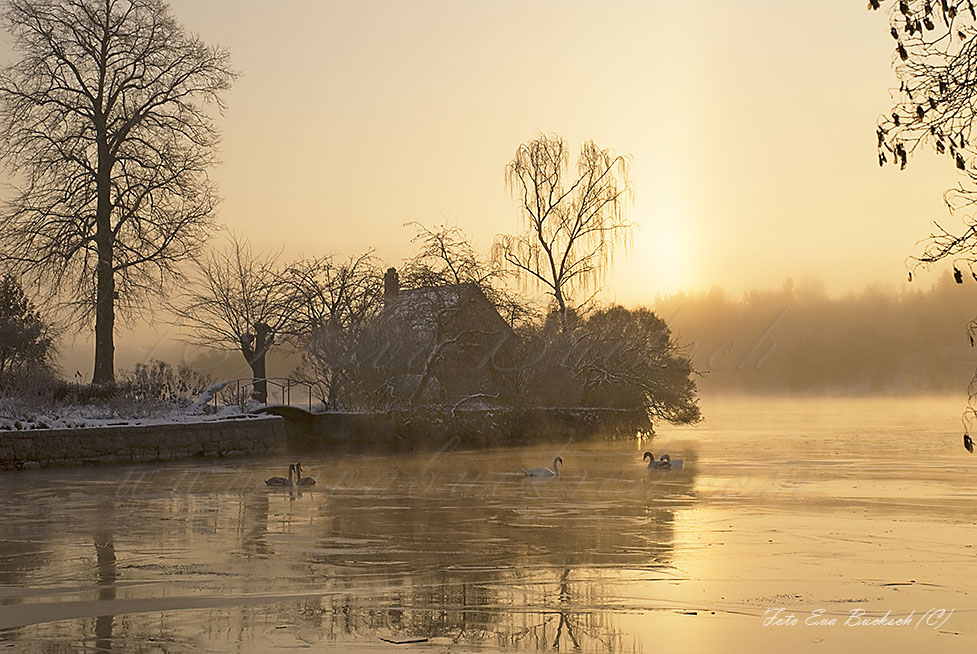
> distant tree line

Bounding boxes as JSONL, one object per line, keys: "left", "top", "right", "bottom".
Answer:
{"left": 656, "top": 278, "right": 977, "bottom": 394}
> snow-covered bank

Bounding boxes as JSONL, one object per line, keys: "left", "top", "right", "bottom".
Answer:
{"left": 0, "top": 404, "right": 253, "bottom": 432}
{"left": 0, "top": 378, "right": 261, "bottom": 431}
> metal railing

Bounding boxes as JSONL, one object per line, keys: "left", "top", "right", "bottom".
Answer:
{"left": 213, "top": 377, "right": 315, "bottom": 412}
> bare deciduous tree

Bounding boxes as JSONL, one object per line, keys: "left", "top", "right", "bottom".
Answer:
{"left": 0, "top": 0, "right": 235, "bottom": 383}
{"left": 495, "top": 134, "right": 631, "bottom": 334}
{"left": 174, "top": 237, "right": 292, "bottom": 403}
{"left": 405, "top": 222, "right": 536, "bottom": 329}
{"left": 403, "top": 222, "right": 500, "bottom": 289}
{"left": 286, "top": 253, "right": 383, "bottom": 408}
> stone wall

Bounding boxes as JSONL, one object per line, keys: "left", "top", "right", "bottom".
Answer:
{"left": 284, "top": 407, "right": 653, "bottom": 452}
{"left": 0, "top": 416, "right": 287, "bottom": 470}
{"left": 0, "top": 407, "right": 654, "bottom": 470}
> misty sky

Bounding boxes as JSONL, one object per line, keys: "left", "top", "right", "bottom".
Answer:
{"left": 154, "top": 0, "right": 956, "bottom": 299}
{"left": 0, "top": 0, "right": 968, "bottom": 372}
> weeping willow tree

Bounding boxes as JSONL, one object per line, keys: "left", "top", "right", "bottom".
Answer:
{"left": 494, "top": 134, "right": 632, "bottom": 334}
{"left": 871, "top": 0, "right": 977, "bottom": 434}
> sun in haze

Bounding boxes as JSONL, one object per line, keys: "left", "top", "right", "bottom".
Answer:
{"left": 608, "top": 189, "right": 693, "bottom": 305}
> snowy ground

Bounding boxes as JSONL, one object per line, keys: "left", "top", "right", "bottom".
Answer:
{"left": 0, "top": 404, "right": 259, "bottom": 431}
{"left": 0, "top": 381, "right": 264, "bottom": 431}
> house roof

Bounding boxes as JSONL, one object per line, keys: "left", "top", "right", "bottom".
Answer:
{"left": 381, "top": 282, "right": 511, "bottom": 336}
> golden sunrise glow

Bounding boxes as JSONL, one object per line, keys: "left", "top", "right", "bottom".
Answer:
{"left": 157, "top": 0, "right": 952, "bottom": 298}
{"left": 1, "top": 0, "right": 965, "bottom": 372}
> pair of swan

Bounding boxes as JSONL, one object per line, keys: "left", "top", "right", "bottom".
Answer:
{"left": 265, "top": 463, "right": 316, "bottom": 487}
{"left": 644, "top": 451, "right": 683, "bottom": 470}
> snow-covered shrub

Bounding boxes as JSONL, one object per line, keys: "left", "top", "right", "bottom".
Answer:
{"left": 118, "top": 359, "right": 212, "bottom": 406}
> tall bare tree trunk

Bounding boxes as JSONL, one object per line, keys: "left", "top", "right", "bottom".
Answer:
{"left": 93, "top": 136, "right": 115, "bottom": 384}
{"left": 554, "top": 288, "right": 569, "bottom": 335}
{"left": 93, "top": 236, "right": 115, "bottom": 384}
{"left": 326, "top": 371, "right": 342, "bottom": 410}
{"left": 241, "top": 322, "right": 273, "bottom": 403}
{"left": 248, "top": 354, "right": 268, "bottom": 404}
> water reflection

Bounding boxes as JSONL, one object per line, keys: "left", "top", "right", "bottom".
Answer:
{"left": 0, "top": 442, "right": 696, "bottom": 651}
{"left": 93, "top": 501, "right": 117, "bottom": 652}
{"left": 9, "top": 398, "right": 975, "bottom": 652}
{"left": 238, "top": 492, "right": 270, "bottom": 559}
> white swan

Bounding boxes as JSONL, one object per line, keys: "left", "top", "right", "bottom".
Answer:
{"left": 643, "top": 452, "right": 683, "bottom": 470}
{"left": 265, "top": 464, "right": 295, "bottom": 486}
{"left": 522, "top": 456, "right": 563, "bottom": 477}
{"left": 659, "top": 453, "right": 683, "bottom": 470}
{"left": 295, "top": 462, "right": 316, "bottom": 486}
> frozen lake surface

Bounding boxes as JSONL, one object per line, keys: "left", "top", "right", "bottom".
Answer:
{"left": 1, "top": 396, "right": 975, "bottom": 652}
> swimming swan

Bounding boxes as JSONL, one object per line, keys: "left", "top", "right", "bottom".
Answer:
{"left": 643, "top": 452, "right": 668, "bottom": 469}
{"left": 643, "top": 452, "right": 683, "bottom": 470}
{"left": 522, "top": 456, "right": 563, "bottom": 477}
{"left": 295, "top": 463, "right": 316, "bottom": 486}
{"left": 659, "top": 453, "right": 683, "bottom": 470}
{"left": 265, "top": 464, "right": 295, "bottom": 486}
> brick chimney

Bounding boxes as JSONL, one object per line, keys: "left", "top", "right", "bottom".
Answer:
{"left": 383, "top": 267, "right": 399, "bottom": 305}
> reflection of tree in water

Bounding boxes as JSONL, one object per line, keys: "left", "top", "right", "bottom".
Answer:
{"left": 503, "top": 567, "right": 586, "bottom": 650}
{"left": 238, "top": 491, "right": 271, "bottom": 559}
{"left": 497, "top": 568, "right": 630, "bottom": 652}
{"left": 93, "top": 517, "right": 117, "bottom": 652}
{"left": 553, "top": 568, "right": 580, "bottom": 649}
{"left": 279, "top": 460, "right": 696, "bottom": 650}
{"left": 68, "top": 499, "right": 118, "bottom": 652}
